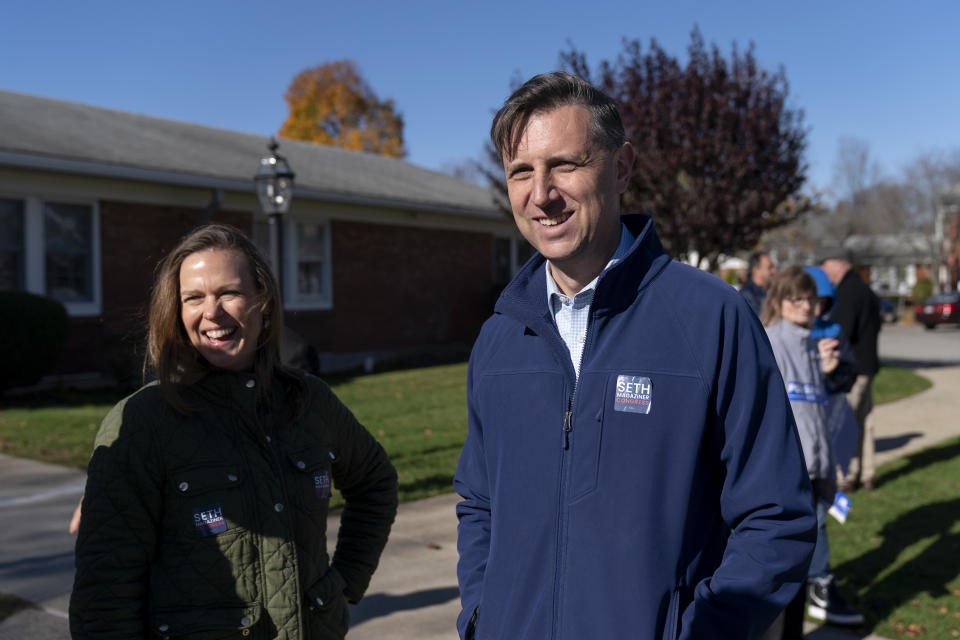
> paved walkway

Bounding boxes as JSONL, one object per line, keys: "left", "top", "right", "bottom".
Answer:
{"left": 3, "top": 366, "right": 959, "bottom": 639}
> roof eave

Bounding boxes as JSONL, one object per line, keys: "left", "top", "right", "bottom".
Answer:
{"left": 0, "top": 150, "right": 503, "bottom": 220}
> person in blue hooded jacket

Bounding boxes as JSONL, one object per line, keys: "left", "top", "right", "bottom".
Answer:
{"left": 454, "top": 71, "right": 817, "bottom": 640}
{"left": 805, "top": 266, "right": 860, "bottom": 482}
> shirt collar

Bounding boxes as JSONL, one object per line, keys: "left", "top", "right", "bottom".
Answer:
{"left": 546, "top": 223, "right": 635, "bottom": 302}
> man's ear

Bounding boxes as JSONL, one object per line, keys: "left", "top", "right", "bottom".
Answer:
{"left": 614, "top": 142, "right": 635, "bottom": 193}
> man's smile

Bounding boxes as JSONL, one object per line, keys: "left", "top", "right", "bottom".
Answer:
{"left": 537, "top": 212, "right": 572, "bottom": 227}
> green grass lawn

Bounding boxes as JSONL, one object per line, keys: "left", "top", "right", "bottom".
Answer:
{"left": 0, "top": 363, "right": 470, "bottom": 504}
{"left": 0, "top": 388, "right": 121, "bottom": 468}
{"left": 326, "top": 363, "right": 468, "bottom": 504}
{"left": 829, "top": 436, "right": 960, "bottom": 638}
{"left": 873, "top": 363, "right": 933, "bottom": 404}
{"left": 0, "top": 363, "right": 931, "bottom": 501}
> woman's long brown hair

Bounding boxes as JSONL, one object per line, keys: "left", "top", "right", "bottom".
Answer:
{"left": 760, "top": 266, "right": 817, "bottom": 327}
{"left": 145, "top": 223, "right": 302, "bottom": 414}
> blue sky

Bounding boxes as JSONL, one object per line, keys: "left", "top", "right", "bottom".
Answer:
{"left": 2, "top": 0, "right": 958, "bottom": 197}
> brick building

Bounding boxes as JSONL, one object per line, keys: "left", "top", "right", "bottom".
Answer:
{"left": 0, "top": 89, "right": 526, "bottom": 383}
{"left": 939, "top": 183, "right": 960, "bottom": 291}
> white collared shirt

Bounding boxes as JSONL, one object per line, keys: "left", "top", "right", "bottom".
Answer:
{"left": 546, "top": 224, "right": 635, "bottom": 378}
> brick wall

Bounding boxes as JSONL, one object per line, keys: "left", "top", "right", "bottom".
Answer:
{"left": 285, "top": 219, "right": 496, "bottom": 354}
{"left": 59, "top": 206, "right": 499, "bottom": 379}
{"left": 57, "top": 200, "right": 250, "bottom": 380}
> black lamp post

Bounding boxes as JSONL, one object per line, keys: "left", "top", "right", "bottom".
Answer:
{"left": 254, "top": 138, "right": 295, "bottom": 296}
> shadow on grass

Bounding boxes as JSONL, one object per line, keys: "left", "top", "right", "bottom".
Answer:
{"left": 389, "top": 442, "right": 464, "bottom": 462}
{"left": 399, "top": 474, "right": 455, "bottom": 496}
{"left": 881, "top": 358, "right": 960, "bottom": 369}
{"left": 834, "top": 497, "right": 960, "bottom": 632}
{"left": 0, "top": 388, "right": 131, "bottom": 409}
{"left": 875, "top": 439, "right": 960, "bottom": 488}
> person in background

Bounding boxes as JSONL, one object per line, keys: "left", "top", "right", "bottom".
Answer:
{"left": 761, "top": 267, "right": 862, "bottom": 635}
{"left": 70, "top": 224, "right": 397, "bottom": 639}
{"left": 740, "top": 250, "right": 777, "bottom": 316}
{"left": 820, "top": 249, "right": 882, "bottom": 491}
{"left": 805, "top": 266, "right": 861, "bottom": 480}
{"left": 455, "top": 71, "right": 815, "bottom": 640}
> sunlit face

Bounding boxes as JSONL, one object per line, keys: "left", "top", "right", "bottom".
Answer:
{"left": 820, "top": 258, "right": 847, "bottom": 285}
{"left": 179, "top": 248, "right": 263, "bottom": 371}
{"left": 780, "top": 290, "right": 817, "bottom": 328}
{"left": 503, "top": 104, "right": 634, "bottom": 291}
{"left": 753, "top": 254, "right": 776, "bottom": 288}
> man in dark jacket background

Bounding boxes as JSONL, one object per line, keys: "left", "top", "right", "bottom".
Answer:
{"left": 821, "top": 249, "right": 882, "bottom": 491}
{"left": 740, "top": 250, "right": 777, "bottom": 316}
{"left": 454, "top": 71, "right": 816, "bottom": 640}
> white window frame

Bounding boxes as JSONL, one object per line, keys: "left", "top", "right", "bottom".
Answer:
{"left": 282, "top": 217, "right": 333, "bottom": 311}
{"left": 494, "top": 234, "right": 534, "bottom": 277}
{"left": 3, "top": 195, "right": 102, "bottom": 317}
{"left": 254, "top": 216, "right": 333, "bottom": 311}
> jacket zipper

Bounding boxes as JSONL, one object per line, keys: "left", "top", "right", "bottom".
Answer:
{"left": 552, "top": 390, "right": 574, "bottom": 640}
{"left": 552, "top": 306, "right": 596, "bottom": 639}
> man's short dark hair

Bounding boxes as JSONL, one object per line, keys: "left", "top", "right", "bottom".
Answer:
{"left": 748, "top": 250, "right": 769, "bottom": 276}
{"left": 491, "top": 71, "right": 626, "bottom": 163}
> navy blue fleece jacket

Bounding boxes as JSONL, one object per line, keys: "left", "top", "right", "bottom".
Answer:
{"left": 455, "top": 214, "right": 815, "bottom": 640}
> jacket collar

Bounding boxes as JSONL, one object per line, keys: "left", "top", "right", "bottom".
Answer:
{"left": 494, "top": 213, "right": 671, "bottom": 328}
{"left": 770, "top": 318, "right": 811, "bottom": 339}
{"left": 181, "top": 368, "right": 263, "bottom": 414}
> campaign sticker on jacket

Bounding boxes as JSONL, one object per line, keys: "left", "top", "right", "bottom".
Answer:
{"left": 786, "top": 380, "right": 821, "bottom": 403}
{"left": 193, "top": 503, "right": 227, "bottom": 537}
{"left": 313, "top": 470, "right": 332, "bottom": 499}
{"left": 614, "top": 375, "right": 653, "bottom": 414}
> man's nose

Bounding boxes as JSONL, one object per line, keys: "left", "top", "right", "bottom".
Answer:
{"left": 530, "top": 171, "right": 554, "bottom": 207}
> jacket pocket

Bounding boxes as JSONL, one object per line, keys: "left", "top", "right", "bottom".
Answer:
{"left": 167, "top": 464, "right": 248, "bottom": 540}
{"left": 305, "top": 567, "right": 350, "bottom": 638}
{"left": 287, "top": 446, "right": 336, "bottom": 512}
{"left": 149, "top": 602, "right": 260, "bottom": 639}
{"left": 568, "top": 374, "right": 606, "bottom": 502}
{"left": 662, "top": 588, "right": 680, "bottom": 640}
{"left": 466, "top": 606, "right": 479, "bottom": 640}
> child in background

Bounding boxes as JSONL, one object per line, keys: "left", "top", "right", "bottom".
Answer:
{"left": 761, "top": 266, "right": 862, "bottom": 636}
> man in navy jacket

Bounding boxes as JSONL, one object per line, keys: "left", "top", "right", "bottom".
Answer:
{"left": 454, "top": 72, "right": 816, "bottom": 640}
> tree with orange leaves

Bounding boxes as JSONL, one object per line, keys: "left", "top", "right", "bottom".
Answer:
{"left": 279, "top": 60, "right": 406, "bottom": 158}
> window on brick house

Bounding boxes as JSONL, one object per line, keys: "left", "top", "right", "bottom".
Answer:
{"left": 493, "top": 235, "right": 535, "bottom": 287}
{"left": 0, "top": 199, "right": 24, "bottom": 291}
{"left": 253, "top": 217, "right": 332, "bottom": 310}
{"left": 45, "top": 202, "right": 94, "bottom": 303}
{"left": 0, "top": 196, "right": 100, "bottom": 316}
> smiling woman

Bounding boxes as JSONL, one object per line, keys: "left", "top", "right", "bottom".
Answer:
{"left": 179, "top": 248, "right": 264, "bottom": 372}
{"left": 70, "top": 224, "right": 398, "bottom": 640}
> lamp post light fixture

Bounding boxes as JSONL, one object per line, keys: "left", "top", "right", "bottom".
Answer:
{"left": 254, "top": 138, "right": 295, "bottom": 296}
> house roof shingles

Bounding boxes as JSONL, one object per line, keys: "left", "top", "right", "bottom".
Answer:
{"left": 0, "top": 89, "right": 501, "bottom": 219}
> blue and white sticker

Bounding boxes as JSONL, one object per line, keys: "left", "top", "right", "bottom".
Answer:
{"left": 786, "top": 380, "right": 824, "bottom": 404}
{"left": 614, "top": 375, "right": 653, "bottom": 414}
{"left": 828, "top": 492, "right": 851, "bottom": 524}
{"left": 193, "top": 503, "right": 227, "bottom": 537}
{"left": 313, "top": 470, "right": 332, "bottom": 499}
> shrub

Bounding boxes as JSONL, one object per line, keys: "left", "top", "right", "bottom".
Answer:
{"left": 912, "top": 278, "right": 933, "bottom": 304}
{"left": 0, "top": 291, "right": 69, "bottom": 392}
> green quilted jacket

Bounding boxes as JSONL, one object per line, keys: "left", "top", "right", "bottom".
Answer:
{"left": 70, "top": 370, "right": 398, "bottom": 639}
